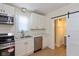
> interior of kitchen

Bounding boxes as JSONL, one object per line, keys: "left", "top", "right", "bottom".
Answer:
{"left": 0, "top": 3, "right": 68, "bottom": 56}
{"left": 0, "top": 3, "right": 48, "bottom": 56}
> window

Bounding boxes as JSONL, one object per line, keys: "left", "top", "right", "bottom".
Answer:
{"left": 16, "top": 15, "right": 29, "bottom": 32}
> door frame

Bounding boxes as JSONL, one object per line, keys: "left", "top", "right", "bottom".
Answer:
{"left": 54, "top": 17, "right": 66, "bottom": 48}
{"left": 54, "top": 19, "right": 57, "bottom": 48}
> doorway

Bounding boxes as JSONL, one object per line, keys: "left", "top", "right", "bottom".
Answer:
{"left": 54, "top": 17, "right": 67, "bottom": 48}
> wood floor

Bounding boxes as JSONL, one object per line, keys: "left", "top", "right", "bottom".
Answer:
{"left": 30, "top": 45, "right": 66, "bottom": 56}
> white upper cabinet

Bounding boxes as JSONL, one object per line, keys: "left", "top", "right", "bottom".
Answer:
{"left": 30, "top": 13, "right": 45, "bottom": 29}
{"left": 0, "top": 4, "right": 3, "bottom": 14}
{"left": 0, "top": 4, "right": 15, "bottom": 16}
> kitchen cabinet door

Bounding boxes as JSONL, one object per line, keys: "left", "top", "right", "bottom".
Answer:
{"left": 0, "top": 4, "right": 3, "bottom": 14}
{"left": 26, "top": 38, "right": 34, "bottom": 54}
{"left": 30, "top": 13, "right": 45, "bottom": 29}
{"left": 15, "top": 38, "right": 34, "bottom": 56}
{"left": 3, "top": 4, "right": 15, "bottom": 16}
{"left": 42, "top": 35, "right": 48, "bottom": 49}
{"left": 15, "top": 39, "right": 27, "bottom": 56}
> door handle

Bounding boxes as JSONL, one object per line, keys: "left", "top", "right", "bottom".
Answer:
{"left": 68, "top": 35, "right": 70, "bottom": 37}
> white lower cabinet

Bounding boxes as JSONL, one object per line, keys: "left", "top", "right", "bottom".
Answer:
{"left": 15, "top": 38, "right": 34, "bottom": 56}
{"left": 42, "top": 35, "right": 48, "bottom": 49}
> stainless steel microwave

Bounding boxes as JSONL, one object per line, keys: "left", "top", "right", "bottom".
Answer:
{"left": 0, "top": 15, "right": 14, "bottom": 24}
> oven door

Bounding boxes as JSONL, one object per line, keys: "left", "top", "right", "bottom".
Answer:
{"left": 0, "top": 46, "right": 15, "bottom": 56}
{"left": 0, "top": 36, "right": 14, "bottom": 44}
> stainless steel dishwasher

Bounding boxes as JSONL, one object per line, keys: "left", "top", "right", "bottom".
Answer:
{"left": 34, "top": 36, "right": 42, "bottom": 52}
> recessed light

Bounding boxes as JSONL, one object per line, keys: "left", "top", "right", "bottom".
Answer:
{"left": 21, "top": 8, "right": 27, "bottom": 12}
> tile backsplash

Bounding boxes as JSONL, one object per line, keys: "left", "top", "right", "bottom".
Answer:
{"left": 14, "top": 30, "right": 46, "bottom": 39}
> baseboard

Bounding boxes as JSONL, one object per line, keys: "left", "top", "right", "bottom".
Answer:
{"left": 34, "top": 48, "right": 42, "bottom": 53}
{"left": 24, "top": 50, "right": 34, "bottom": 56}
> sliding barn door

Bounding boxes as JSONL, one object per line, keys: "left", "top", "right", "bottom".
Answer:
{"left": 67, "top": 13, "right": 79, "bottom": 56}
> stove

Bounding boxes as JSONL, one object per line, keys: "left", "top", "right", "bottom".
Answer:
{"left": 0, "top": 33, "right": 15, "bottom": 56}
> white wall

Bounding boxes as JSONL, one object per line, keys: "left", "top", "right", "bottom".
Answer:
{"left": 46, "top": 3, "right": 79, "bottom": 49}
{"left": 44, "top": 16, "right": 55, "bottom": 49}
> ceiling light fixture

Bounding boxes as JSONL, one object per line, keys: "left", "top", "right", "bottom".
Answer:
{"left": 21, "top": 8, "right": 27, "bottom": 12}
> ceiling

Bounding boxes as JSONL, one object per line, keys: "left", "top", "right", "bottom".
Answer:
{"left": 9, "top": 3, "right": 70, "bottom": 15}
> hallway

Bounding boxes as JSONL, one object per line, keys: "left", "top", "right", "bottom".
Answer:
{"left": 30, "top": 45, "right": 66, "bottom": 56}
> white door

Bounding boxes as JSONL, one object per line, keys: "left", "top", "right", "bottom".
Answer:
{"left": 67, "top": 13, "right": 79, "bottom": 56}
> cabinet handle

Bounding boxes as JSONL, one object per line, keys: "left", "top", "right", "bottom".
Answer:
{"left": 68, "top": 35, "right": 70, "bottom": 37}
